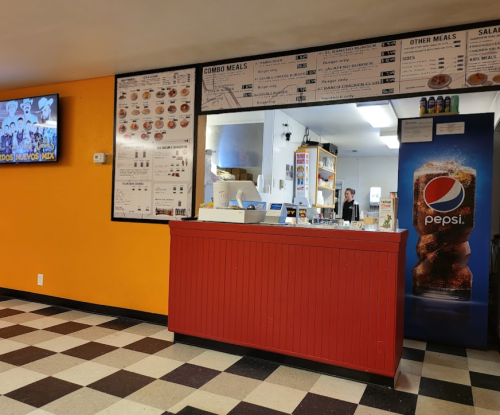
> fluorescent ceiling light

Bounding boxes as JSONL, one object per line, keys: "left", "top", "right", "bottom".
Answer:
{"left": 380, "top": 134, "right": 400, "bottom": 149}
{"left": 356, "top": 101, "right": 397, "bottom": 128}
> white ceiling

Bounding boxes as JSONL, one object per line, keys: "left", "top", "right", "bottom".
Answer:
{"left": 282, "top": 103, "right": 397, "bottom": 157}
{"left": 283, "top": 91, "right": 499, "bottom": 157}
{"left": 1, "top": 0, "right": 499, "bottom": 90}
{"left": 205, "top": 91, "right": 499, "bottom": 158}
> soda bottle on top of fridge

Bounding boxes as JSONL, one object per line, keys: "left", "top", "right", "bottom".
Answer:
{"left": 412, "top": 161, "right": 476, "bottom": 300}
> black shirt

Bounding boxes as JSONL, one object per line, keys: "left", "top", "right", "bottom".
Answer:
{"left": 342, "top": 200, "right": 359, "bottom": 221}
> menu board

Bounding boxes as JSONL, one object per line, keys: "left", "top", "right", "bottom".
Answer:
{"left": 400, "top": 31, "right": 467, "bottom": 93}
{"left": 201, "top": 24, "right": 500, "bottom": 112}
{"left": 253, "top": 54, "right": 318, "bottom": 106}
{"left": 113, "top": 68, "right": 195, "bottom": 222}
{"left": 466, "top": 26, "right": 500, "bottom": 87}
{"left": 202, "top": 63, "right": 253, "bottom": 110}
{"left": 316, "top": 41, "right": 400, "bottom": 100}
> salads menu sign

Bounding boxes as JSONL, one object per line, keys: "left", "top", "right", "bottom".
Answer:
{"left": 201, "top": 24, "right": 500, "bottom": 112}
{"left": 112, "top": 68, "right": 195, "bottom": 222}
{"left": 467, "top": 27, "right": 500, "bottom": 84}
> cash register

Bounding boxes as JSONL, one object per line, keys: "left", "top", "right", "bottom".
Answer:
{"left": 198, "top": 181, "right": 266, "bottom": 224}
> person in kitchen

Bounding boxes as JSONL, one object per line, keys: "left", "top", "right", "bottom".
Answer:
{"left": 342, "top": 188, "right": 359, "bottom": 222}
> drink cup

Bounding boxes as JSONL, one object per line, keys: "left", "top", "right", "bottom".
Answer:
{"left": 412, "top": 161, "right": 476, "bottom": 300}
{"left": 213, "top": 181, "right": 230, "bottom": 208}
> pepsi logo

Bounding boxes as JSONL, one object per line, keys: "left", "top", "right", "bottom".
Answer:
{"left": 424, "top": 177, "right": 464, "bottom": 212}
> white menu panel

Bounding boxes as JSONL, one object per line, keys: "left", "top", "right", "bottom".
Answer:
{"left": 399, "top": 31, "right": 466, "bottom": 93}
{"left": 201, "top": 24, "right": 500, "bottom": 113}
{"left": 253, "top": 53, "right": 318, "bottom": 106}
{"left": 316, "top": 41, "right": 400, "bottom": 100}
{"left": 113, "top": 68, "right": 195, "bottom": 221}
{"left": 114, "top": 182, "right": 152, "bottom": 217}
{"left": 201, "top": 62, "right": 253, "bottom": 111}
{"left": 467, "top": 26, "right": 500, "bottom": 87}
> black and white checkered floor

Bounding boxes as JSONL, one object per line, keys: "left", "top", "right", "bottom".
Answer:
{"left": 0, "top": 296, "right": 499, "bottom": 415}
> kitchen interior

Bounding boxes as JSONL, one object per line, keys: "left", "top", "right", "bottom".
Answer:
{"left": 204, "top": 91, "right": 500, "bottom": 223}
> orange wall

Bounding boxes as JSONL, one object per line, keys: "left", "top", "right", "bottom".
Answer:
{"left": 0, "top": 76, "right": 170, "bottom": 315}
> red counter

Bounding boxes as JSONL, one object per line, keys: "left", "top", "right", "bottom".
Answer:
{"left": 168, "top": 221, "right": 408, "bottom": 386}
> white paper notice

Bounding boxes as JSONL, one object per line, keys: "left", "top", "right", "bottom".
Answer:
{"left": 401, "top": 118, "right": 434, "bottom": 143}
{"left": 436, "top": 122, "right": 465, "bottom": 135}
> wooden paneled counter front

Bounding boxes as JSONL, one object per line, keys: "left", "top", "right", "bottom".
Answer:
{"left": 168, "top": 221, "right": 408, "bottom": 386}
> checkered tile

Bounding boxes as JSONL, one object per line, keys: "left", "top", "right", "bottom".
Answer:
{"left": 0, "top": 296, "right": 499, "bottom": 415}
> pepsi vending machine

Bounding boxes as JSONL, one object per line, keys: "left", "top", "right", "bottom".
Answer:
{"left": 398, "top": 113, "right": 494, "bottom": 349}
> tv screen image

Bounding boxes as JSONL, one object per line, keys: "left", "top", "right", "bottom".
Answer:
{"left": 0, "top": 94, "right": 58, "bottom": 164}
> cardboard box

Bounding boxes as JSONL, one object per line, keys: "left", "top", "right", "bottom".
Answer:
{"left": 378, "top": 197, "right": 398, "bottom": 232}
{"left": 239, "top": 173, "right": 253, "bottom": 181}
{"left": 232, "top": 168, "right": 246, "bottom": 176}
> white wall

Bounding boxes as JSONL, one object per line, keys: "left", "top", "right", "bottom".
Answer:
{"left": 262, "top": 109, "right": 319, "bottom": 204}
{"left": 336, "top": 157, "right": 399, "bottom": 214}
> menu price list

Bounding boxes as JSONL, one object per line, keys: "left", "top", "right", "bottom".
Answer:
{"left": 201, "top": 62, "right": 254, "bottom": 111}
{"left": 113, "top": 68, "right": 195, "bottom": 221}
{"left": 400, "top": 31, "right": 466, "bottom": 92}
{"left": 201, "top": 25, "right": 500, "bottom": 112}
{"left": 153, "top": 183, "right": 190, "bottom": 220}
{"left": 316, "top": 41, "right": 401, "bottom": 100}
{"left": 253, "top": 53, "right": 318, "bottom": 106}
{"left": 202, "top": 46, "right": 402, "bottom": 110}
{"left": 466, "top": 26, "right": 500, "bottom": 87}
{"left": 114, "top": 182, "right": 152, "bottom": 219}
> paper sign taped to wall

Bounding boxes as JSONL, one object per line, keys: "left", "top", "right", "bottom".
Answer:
{"left": 401, "top": 118, "right": 433, "bottom": 143}
{"left": 436, "top": 122, "right": 465, "bottom": 135}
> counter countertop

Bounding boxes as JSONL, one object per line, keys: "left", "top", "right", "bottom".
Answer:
{"left": 170, "top": 220, "right": 407, "bottom": 244}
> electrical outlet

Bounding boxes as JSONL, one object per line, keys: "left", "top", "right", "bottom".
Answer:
{"left": 37, "top": 274, "right": 43, "bottom": 286}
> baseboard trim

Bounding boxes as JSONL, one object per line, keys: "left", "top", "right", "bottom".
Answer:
{"left": 174, "top": 333, "right": 395, "bottom": 388}
{"left": 0, "top": 288, "right": 168, "bottom": 326}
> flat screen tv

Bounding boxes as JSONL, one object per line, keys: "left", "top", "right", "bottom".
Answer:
{"left": 0, "top": 94, "right": 59, "bottom": 164}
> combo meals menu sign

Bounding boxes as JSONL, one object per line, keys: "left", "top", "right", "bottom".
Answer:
{"left": 201, "top": 24, "right": 500, "bottom": 112}
{"left": 113, "top": 68, "right": 195, "bottom": 222}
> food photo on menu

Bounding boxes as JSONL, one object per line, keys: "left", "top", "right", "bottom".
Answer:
{"left": 427, "top": 72, "right": 497, "bottom": 89}
{"left": 116, "top": 83, "right": 192, "bottom": 141}
{"left": 465, "top": 72, "right": 499, "bottom": 87}
{"left": 0, "top": 95, "right": 58, "bottom": 164}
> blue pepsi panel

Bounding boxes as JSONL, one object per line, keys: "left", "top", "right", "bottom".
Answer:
{"left": 398, "top": 113, "right": 494, "bottom": 349}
